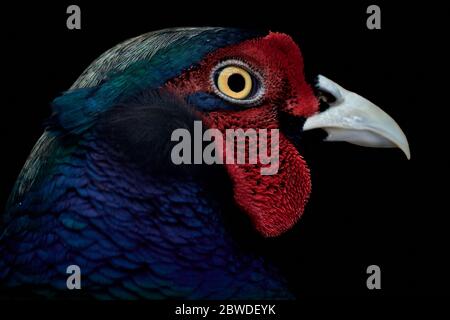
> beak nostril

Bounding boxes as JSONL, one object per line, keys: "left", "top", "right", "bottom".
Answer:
{"left": 318, "top": 89, "right": 337, "bottom": 104}
{"left": 313, "top": 75, "right": 339, "bottom": 112}
{"left": 316, "top": 89, "right": 337, "bottom": 112}
{"left": 314, "top": 74, "right": 344, "bottom": 110}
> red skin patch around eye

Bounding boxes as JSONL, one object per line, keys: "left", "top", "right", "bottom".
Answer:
{"left": 166, "top": 32, "right": 319, "bottom": 237}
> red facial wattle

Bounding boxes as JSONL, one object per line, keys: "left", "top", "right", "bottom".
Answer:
{"left": 202, "top": 106, "right": 312, "bottom": 237}
{"left": 166, "top": 32, "right": 320, "bottom": 237}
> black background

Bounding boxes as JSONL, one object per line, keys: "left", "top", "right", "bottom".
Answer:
{"left": 1, "top": 0, "right": 446, "bottom": 299}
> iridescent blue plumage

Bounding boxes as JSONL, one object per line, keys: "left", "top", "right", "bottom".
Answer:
{"left": 0, "top": 27, "right": 292, "bottom": 299}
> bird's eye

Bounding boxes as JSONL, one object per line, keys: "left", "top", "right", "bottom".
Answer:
{"left": 217, "top": 66, "right": 252, "bottom": 100}
{"left": 211, "top": 60, "right": 264, "bottom": 106}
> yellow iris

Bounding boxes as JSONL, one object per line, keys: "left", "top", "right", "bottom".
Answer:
{"left": 217, "top": 66, "right": 252, "bottom": 100}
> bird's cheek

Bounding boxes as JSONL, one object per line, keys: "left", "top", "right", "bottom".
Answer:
{"left": 224, "top": 133, "right": 311, "bottom": 237}
{"left": 199, "top": 108, "right": 311, "bottom": 237}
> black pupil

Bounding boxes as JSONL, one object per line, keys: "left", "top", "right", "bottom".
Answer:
{"left": 228, "top": 73, "right": 246, "bottom": 93}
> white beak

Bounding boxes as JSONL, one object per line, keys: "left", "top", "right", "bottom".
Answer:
{"left": 303, "top": 75, "right": 410, "bottom": 159}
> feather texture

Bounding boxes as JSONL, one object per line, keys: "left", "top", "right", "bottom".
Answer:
{"left": 1, "top": 28, "right": 292, "bottom": 299}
